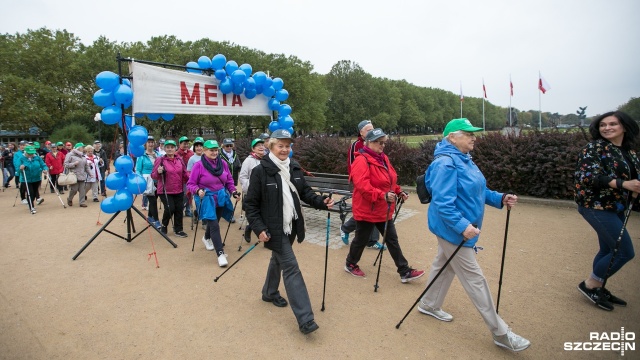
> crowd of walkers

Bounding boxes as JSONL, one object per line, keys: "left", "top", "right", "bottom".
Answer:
{"left": 1, "top": 111, "right": 637, "bottom": 349}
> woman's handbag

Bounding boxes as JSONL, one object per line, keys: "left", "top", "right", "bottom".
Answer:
{"left": 57, "top": 170, "right": 77, "bottom": 186}
{"left": 142, "top": 174, "right": 156, "bottom": 195}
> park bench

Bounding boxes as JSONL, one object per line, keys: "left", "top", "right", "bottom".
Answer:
{"left": 302, "top": 172, "right": 352, "bottom": 218}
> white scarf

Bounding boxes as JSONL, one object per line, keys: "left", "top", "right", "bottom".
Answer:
{"left": 269, "top": 152, "right": 299, "bottom": 234}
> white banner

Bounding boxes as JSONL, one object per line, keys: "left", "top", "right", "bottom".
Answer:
{"left": 131, "top": 62, "right": 271, "bottom": 116}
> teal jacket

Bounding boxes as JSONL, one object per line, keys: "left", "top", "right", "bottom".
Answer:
{"left": 17, "top": 155, "right": 48, "bottom": 183}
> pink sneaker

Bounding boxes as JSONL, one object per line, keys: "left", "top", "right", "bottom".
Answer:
{"left": 401, "top": 268, "right": 425, "bottom": 283}
{"left": 344, "top": 263, "right": 365, "bottom": 277}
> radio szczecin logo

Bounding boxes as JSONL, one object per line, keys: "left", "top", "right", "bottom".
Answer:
{"left": 564, "top": 327, "right": 635, "bottom": 356}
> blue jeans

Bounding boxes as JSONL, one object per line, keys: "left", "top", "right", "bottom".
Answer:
{"left": 578, "top": 206, "right": 635, "bottom": 282}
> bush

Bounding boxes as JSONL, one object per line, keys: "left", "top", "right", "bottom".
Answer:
{"left": 49, "top": 123, "right": 95, "bottom": 146}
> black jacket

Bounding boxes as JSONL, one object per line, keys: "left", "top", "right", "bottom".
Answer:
{"left": 220, "top": 150, "right": 242, "bottom": 185}
{"left": 245, "top": 156, "right": 328, "bottom": 251}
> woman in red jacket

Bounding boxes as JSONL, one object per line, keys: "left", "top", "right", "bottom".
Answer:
{"left": 152, "top": 140, "right": 189, "bottom": 238}
{"left": 45, "top": 142, "right": 65, "bottom": 194}
{"left": 344, "top": 128, "right": 425, "bottom": 283}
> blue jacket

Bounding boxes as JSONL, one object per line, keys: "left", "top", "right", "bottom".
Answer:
{"left": 194, "top": 188, "right": 234, "bottom": 222}
{"left": 425, "top": 138, "right": 503, "bottom": 247}
{"left": 17, "top": 155, "right": 48, "bottom": 183}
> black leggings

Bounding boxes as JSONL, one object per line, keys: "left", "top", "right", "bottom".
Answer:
{"left": 21, "top": 182, "right": 39, "bottom": 210}
{"left": 205, "top": 207, "right": 225, "bottom": 253}
{"left": 159, "top": 193, "right": 184, "bottom": 232}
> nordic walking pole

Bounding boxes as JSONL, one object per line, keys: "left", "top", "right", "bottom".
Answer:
{"left": 222, "top": 196, "right": 240, "bottom": 246}
{"left": 496, "top": 206, "right": 511, "bottom": 314}
{"left": 396, "top": 238, "right": 468, "bottom": 329}
{"left": 214, "top": 241, "right": 261, "bottom": 282}
{"left": 373, "top": 203, "right": 392, "bottom": 292}
{"left": 321, "top": 194, "right": 333, "bottom": 311}
{"left": 22, "top": 169, "right": 34, "bottom": 214}
{"left": 374, "top": 197, "right": 404, "bottom": 267}
{"left": 45, "top": 170, "right": 66, "bottom": 208}
{"left": 13, "top": 179, "right": 21, "bottom": 207}
{"left": 159, "top": 169, "right": 173, "bottom": 228}
{"left": 191, "top": 198, "right": 203, "bottom": 251}
{"left": 599, "top": 193, "right": 637, "bottom": 292}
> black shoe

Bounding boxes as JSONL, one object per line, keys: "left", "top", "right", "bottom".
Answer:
{"left": 230, "top": 217, "right": 236, "bottom": 223}
{"left": 262, "top": 295, "right": 288, "bottom": 308}
{"left": 244, "top": 234, "right": 251, "bottom": 243}
{"left": 577, "top": 281, "right": 614, "bottom": 311}
{"left": 175, "top": 231, "right": 188, "bottom": 238}
{"left": 50, "top": 189, "right": 55, "bottom": 193}
{"left": 299, "top": 320, "right": 319, "bottom": 335}
{"left": 161, "top": 226, "right": 167, "bottom": 234}
{"left": 601, "top": 288, "right": 627, "bottom": 307}
{"left": 59, "top": 190, "right": 64, "bottom": 194}
{"left": 93, "top": 198, "right": 99, "bottom": 202}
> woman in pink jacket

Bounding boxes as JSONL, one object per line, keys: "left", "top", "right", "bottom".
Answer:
{"left": 152, "top": 140, "right": 189, "bottom": 237}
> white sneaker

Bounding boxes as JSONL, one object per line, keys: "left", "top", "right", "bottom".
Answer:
{"left": 493, "top": 329, "right": 531, "bottom": 352}
{"left": 418, "top": 303, "right": 453, "bottom": 322}
{"left": 217, "top": 252, "right": 228, "bottom": 267}
{"left": 36, "top": 198, "right": 44, "bottom": 205}
{"left": 31, "top": 208, "right": 37, "bottom": 214}
{"left": 21, "top": 199, "right": 28, "bottom": 205}
{"left": 201, "top": 236, "right": 214, "bottom": 251}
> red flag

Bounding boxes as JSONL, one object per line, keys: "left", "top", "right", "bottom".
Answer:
{"left": 510, "top": 80, "right": 514, "bottom": 96}
{"left": 538, "top": 73, "right": 551, "bottom": 94}
{"left": 482, "top": 80, "right": 487, "bottom": 99}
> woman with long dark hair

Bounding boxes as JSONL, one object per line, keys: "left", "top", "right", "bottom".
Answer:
{"left": 575, "top": 110, "right": 640, "bottom": 311}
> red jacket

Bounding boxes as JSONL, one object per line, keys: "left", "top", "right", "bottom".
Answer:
{"left": 176, "top": 148, "right": 194, "bottom": 168}
{"left": 151, "top": 155, "right": 188, "bottom": 194}
{"left": 45, "top": 150, "right": 65, "bottom": 175}
{"left": 349, "top": 150, "right": 402, "bottom": 223}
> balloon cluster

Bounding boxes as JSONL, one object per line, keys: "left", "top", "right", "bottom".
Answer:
{"left": 186, "top": 54, "right": 295, "bottom": 135}
{"left": 101, "top": 155, "right": 147, "bottom": 214}
{"left": 92, "top": 71, "right": 174, "bottom": 123}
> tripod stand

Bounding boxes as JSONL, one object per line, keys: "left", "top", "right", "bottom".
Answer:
{"left": 73, "top": 205, "right": 177, "bottom": 260}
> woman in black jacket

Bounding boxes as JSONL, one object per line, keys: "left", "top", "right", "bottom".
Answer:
{"left": 244, "top": 129, "right": 334, "bottom": 335}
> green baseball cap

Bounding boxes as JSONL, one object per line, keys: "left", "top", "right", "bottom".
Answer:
{"left": 193, "top": 137, "right": 205, "bottom": 145}
{"left": 25, "top": 146, "right": 37, "bottom": 154}
{"left": 33, "top": 141, "right": 40, "bottom": 147}
{"left": 179, "top": 136, "right": 189, "bottom": 143}
{"left": 203, "top": 140, "right": 219, "bottom": 149}
{"left": 251, "top": 138, "right": 265, "bottom": 148}
{"left": 443, "top": 118, "right": 483, "bottom": 136}
{"left": 56, "top": 141, "right": 64, "bottom": 146}
{"left": 164, "top": 140, "right": 177, "bottom": 147}
{"left": 74, "top": 142, "right": 85, "bottom": 149}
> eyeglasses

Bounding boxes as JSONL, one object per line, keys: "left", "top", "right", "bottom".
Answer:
{"left": 224, "top": 145, "right": 233, "bottom": 148}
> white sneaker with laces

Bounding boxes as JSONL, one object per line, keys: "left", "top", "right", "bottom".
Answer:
{"left": 36, "top": 198, "right": 44, "bottom": 205}
{"left": 201, "top": 236, "right": 214, "bottom": 251}
{"left": 217, "top": 252, "right": 228, "bottom": 267}
{"left": 493, "top": 329, "right": 531, "bottom": 352}
{"left": 418, "top": 303, "right": 453, "bottom": 322}
{"left": 21, "top": 199, "right": 28, "bottom": 205}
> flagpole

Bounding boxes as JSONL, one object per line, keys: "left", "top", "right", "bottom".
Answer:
{"left": 482, "top": 78, "right": 486, "bottom": 132}
{"left": 509, "top": 74, "right": 512, "bottom": 127}
{"left": 460, "top": 81, "right": 463, "bottom": 118}
{"left": 538, "top": 71, "right": 542, "bottom": 131}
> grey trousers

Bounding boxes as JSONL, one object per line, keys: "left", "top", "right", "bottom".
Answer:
{"left": 420, "top": 237, "right": 509, "bottom": 336}
{"left": 68, "top": 180, "right": 87, "bottom": 205}
{"left": 262, "top": 236, "right": 314, "bottom": 327}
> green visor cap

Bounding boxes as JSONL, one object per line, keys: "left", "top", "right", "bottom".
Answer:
{"left": 25, "top": 146, "right": 37, "bottom": 154}
{"left": 443, "top": 118, "right": 484, "bottom": 136}
{"left": 193, "top": 137, "right": 205, "bottom": 145}
{"left": 164, "top": 140, "right": 177, "bottom": 147}
{"left": 56, "top": 142, "right": 64, "bottom": 146}
{"left": 251, "top": 138, "right": 265, "bottom": 148}
{"left": 178, "top": 136, "right": 189, "bottom": 143}
{"left": 74, "top": 142, "right": 85, "bottom": 149}
{"left": 204, "top": 140, "right": 219, "bottom": 149}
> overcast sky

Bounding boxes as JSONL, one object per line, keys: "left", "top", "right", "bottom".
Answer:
{"left": 2, "top": 0, "right": 639, "bottom": 117}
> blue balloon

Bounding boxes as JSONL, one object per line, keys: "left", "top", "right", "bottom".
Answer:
{"left": 96, "top": 71, "right": 119, "bottom": 91}
{"left": 275, "top": 89, "right": 289, "bottom": 102}
{"left": 214, "top": 69, "right": 227, "bottom": 81}
{"left": 100, "top": 197, "right": 118, "bottom": 214}
{"left": 279, "top": 104, "right": 292, "bottom": 116}
{"left": 268, "top": 121, "right": 280, "bottom": 132}
{"left": 287, "top": 127, "right": 294, "bottom": 135}
{"left": 272, "top": 78, "right": 284, "bottom": 91}
{"left": 186, "top": 61, "right": 200, "bottom": 74}
{"left": 220, "top": 78, "right": 233, "bottom": 94}
{"left": 127, "top": 143, "right": 145, "bottom": 157}
{"left": 244, "top": 88, "right": 257, "bottom": 99}
{"left": 231, "top": 69, "right": 246, "bottom": 84}
{"left": 239, "top": 63, "right": 252, "bottom": 78}
{"left": 147, "top": 113, "right": 161, "bottom": 121}
{"left": 122, "top": 78, "right": 132, "bottom": 87}
{"left": 264, "top": 77, "right": 273, "bottom": 89}
{"left": 101, "top": 105, "right": 122, "bottom": 125}
{"left": 126, "top": 173, "right": 147, "bottom": 195}
{"left": 114, "top": 189, "right": 134, "bottom": 211}
{"left": 211, "top": 54, "right": 227, "bottom": 70}
{"left": 289, "top": 149, "right": 294, "bottom": 158}
{"left": 118, "top": 114, "right": 134, "bottom": 131}
{"left": 263, "top": 86, "right": 276, "bottom": 97}
{"left": 105, "top": 172, "right": 127, "bottom": 191}
{"left": 134, "top": 113, "right": 145, "bottom": 118}
{"left": 268, "top": 98, "right": 280, "bottom": 111}
{"left": 255, "top": 84, "right": 264, "bottom": 95}
{"left": 197, "top": 56, "right": 212, "bottom": 69}
{"left": 232, "top": 83, "right": 244, "bottom": 95}
{"left": 244, "top": 77, "right": 256, "bottom": 90}
{"left": 280, "top": 115, "right": 294, "bottom": 128}
{"left": 161, "top": 114, "right": 174, "bottom": 121}
{"left": 225, "top": 61, "right": 238, "bottom": 76}
{"left": 114, "top": 155, "right": 134, "bottom": 174}
{"left": 128, "top": 125, "right": 148, "bottom": 146}
{"left": 252, "top": 71, "right": 267, "bottom": 86}
{"left": 114, "top": 84, "right": 134, "bottom": 106}
{"left": 93, "top": 89, "right": 115, "bottom": 107}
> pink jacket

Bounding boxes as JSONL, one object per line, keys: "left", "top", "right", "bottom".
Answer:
{"left": 151, "top": 155, "right": 188, "bottom": 194}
